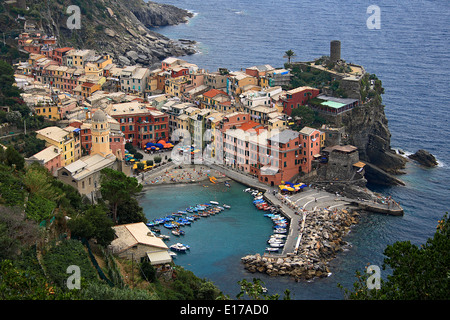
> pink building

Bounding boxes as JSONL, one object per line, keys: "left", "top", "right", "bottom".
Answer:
{"left": 26, "top": 146, "right": 62, "bottom": 176}
{"left": 299, "top": 126, "right": 322, "bottom": 174}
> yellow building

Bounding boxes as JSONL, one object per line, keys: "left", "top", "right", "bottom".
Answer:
{"left": 34, "top": 104, "right": 60, "bottom": 120}
{"left": 165, "top": 76, "right": 189, "bottom": 97}
{"left": 36, "top": 126, "right": 81, "bottom": 166}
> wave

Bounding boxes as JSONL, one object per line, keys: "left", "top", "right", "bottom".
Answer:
{"left": 394, "top": 148, "right": 447, "bottom": 168}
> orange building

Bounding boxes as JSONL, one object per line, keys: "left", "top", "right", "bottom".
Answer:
{"left": 299, "top": 126, "right": 323, "bottom": 174}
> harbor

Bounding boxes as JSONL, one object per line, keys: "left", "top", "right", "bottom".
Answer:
{"left": 139, "top": 161, "right": 403, "bottom": 281}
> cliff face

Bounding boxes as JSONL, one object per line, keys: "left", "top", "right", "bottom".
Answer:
{"left": 322, "top": 82, "right": 407, "bottom": 186}
{"left": 9, "top": 0, "right": 195, "bottom": 67}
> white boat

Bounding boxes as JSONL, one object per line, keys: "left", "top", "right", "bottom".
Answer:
{"left": 170, "top": 243, "right": 188, "bottom": 252}
{"left": 168, "top": 251, "right": 177, "bottom": 258}
{"left": 244, "top": 188, "right": 251, "bottom": 192}
{"left": 271, "top": 234, "right": 287, "bottom": 239}
{"left": 157, "top": 235, "right": 170, "bottom": 240}
{"left": 269, "top": 242, "right": 284, "bottom": 248}
{"left": 223, "top": 204, "right": 231, "bottom": 209}
{"left": 268, "top": 239, "right": 285, "bottom": 244}
{"left": 266, "top": 247, "right": 279, "bottom": 252}
{"left": 210, "top": 201, "right": 219, "bottom": 205}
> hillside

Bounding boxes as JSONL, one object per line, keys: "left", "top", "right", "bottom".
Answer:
{"left": 0, "top": 0, "right": 196, "bottom": 67}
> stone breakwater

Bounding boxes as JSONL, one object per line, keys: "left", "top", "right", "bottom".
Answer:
{"left": 241, "top": 207, "right": 360, "bottom": 281}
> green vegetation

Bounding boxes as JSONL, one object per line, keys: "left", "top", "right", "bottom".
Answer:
{"left": 290, "top": 104, "right": 326, "bottom": 129}
{"left": 287, "top": 64, "right": 332, "bottom": 90}
{"left": 237, "top": 278, "right": 291, "bottom": 300}
{"left": 100, "top": 167, "right": 143, "bottom": 224}
{"left": 283, "top": 49, "right": 296, "bottom": 65}
{"left": 339, "top": 213, "right": 450, "bottom": 300}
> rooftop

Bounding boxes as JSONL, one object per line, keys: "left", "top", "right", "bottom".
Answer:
{"left": 268, "top": 129, "right": 300, "bottom": 144}
{"left": 110, "top": 222, "right": 169, "bottom": 254}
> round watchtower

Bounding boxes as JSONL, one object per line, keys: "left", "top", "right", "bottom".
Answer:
{"left": 330, "top": 40, "right": 341, "bottom": 62}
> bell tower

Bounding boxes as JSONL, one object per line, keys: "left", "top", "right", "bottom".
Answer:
{"left": 91, "top": 110, "right": 112, "bottom": 157}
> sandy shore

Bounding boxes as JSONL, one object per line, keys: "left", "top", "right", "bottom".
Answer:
{"left": 140, "top": 164, "right": 229, "bottom": 187}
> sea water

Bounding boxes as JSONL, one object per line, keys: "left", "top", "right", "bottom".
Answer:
{"left": 142, "top": 0, "right": 450, "bottom": 299}
{"left": 139, "top": 181, "right": 275, "bottom": 296}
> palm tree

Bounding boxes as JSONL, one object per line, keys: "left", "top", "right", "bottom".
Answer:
{"left": 284, "top": 50, "right": 296, "bottom": 64}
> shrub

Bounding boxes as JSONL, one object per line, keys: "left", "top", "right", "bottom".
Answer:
{"left": 154, "top": 156, "right": 162, "bottom": 164}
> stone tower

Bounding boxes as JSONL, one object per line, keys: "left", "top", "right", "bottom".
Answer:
{"left": 330, "top": 40, "right": 341, "bottom": 62}
{"left": 91, "top": 109, "right": 112, "bottom": 157}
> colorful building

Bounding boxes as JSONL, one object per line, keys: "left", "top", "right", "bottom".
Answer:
{"left": 299, "top": 126, "right": 323, "bottom": 174}
{"left": 35, "top": 126, "right": 81, "bottom": 166}
{"left": 109, "top": 102, "right": 169, "bottom": 149}
{"left": 279, "top": 86, "right": 320, "bottom": 116}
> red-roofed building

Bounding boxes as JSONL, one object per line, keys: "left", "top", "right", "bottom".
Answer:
{"left": 279, "top": 86, "right": 320, "bottom": 116}
{"left": 201, "top": 89, "right": 230, "bottom": 109}
{"left": 52, "top": 47, "right": 74, "bottom": 65}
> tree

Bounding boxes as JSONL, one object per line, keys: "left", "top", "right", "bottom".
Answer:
{"left": 116, "top": 197, "right": 147, "bottom": 225}
{"left": 291, "top": 105, "right": 315, "bottom": 127}
{"left": 4, "top": 146, "right": 24, "bottom": 170}
{"left": 283, "top": 50, "right": 296, "bottom": 65}
{"left": 237, "top": 278, "right": 291, "bottom": 300}
{"left": 136, "top": 162, "right": 145, "bottom": 171}
{"left": 339, "top": 213, "right": 450, "bottom": 300}
{"left": 67, "top": 205, "right": 115, "bottom": 246}
{"left": 154, "top": 156, "right": 162, "bottom": 164}
{"left": 99, "top": 168, "right": 143, "bottom": 224}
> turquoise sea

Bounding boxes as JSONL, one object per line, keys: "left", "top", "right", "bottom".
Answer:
{"left": 142, "top": 0, "right": 450, "bottom": 299}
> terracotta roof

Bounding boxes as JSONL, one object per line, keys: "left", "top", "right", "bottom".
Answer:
{"left": 203, "top": 89, "right": 228, "bottom": 99}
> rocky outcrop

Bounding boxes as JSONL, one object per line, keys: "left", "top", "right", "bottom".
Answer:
{"left": 321, "top": 87, "right": 407, "bottom": 186}
{"left": 241, "top": 208, "right": 360, "bottom": 281}
{"left": 130, "top": 1, "right": 193, "bottom": 27}
{"left": 23, "top": 0, "right": 196, "bottom": 67}
{"left": 408, "top": 149, "right": 438, "bottom": 167}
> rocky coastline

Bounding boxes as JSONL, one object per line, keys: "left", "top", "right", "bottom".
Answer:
{"left": 24, "top": 0, "right": 197, "bottom": 68}
{"left": 241, "top": 207, "right": 361, "bottom": 281}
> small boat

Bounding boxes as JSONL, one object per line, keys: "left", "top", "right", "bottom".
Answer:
{"left": 168, "top": 251, "right": 177, "bottom": 258}
{"left": 225, "top": 181, "right": 230, "bottom": 187}
{"left": 172, "top": 229, "right": 181, "bottom": 236}
{"left": 150, "top": 228, "right": 160, "bottom": 233}
{"left": 223, "top": 204, "right": 231, "bottom": 209}
{"left": 269, "top": 242, "right": 284, "bottom": 248}
{"left": 170, "top": 243, "right": 188, "bottom": 252}
{"left": 266, "top": 247, "right": 279, "bottom": 252}
{"left": 244, "top": 188, "right": 251, "bottom": 192}
{"left": 157, "top": 235, "right": 170, "bottom": 241}
{"left": 210, "top": 201, "right": 219, "bottom": 205}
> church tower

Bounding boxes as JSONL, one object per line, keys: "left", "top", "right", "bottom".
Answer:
{"left": 90, "top": 110, "right": 112, "bottom": 157}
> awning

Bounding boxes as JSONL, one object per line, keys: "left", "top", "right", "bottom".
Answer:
{"left": 353, "top": 161, "right": 366, "bottom": 168}
{"left": 146, "top": 251, "right": 172, "bottom": 266}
